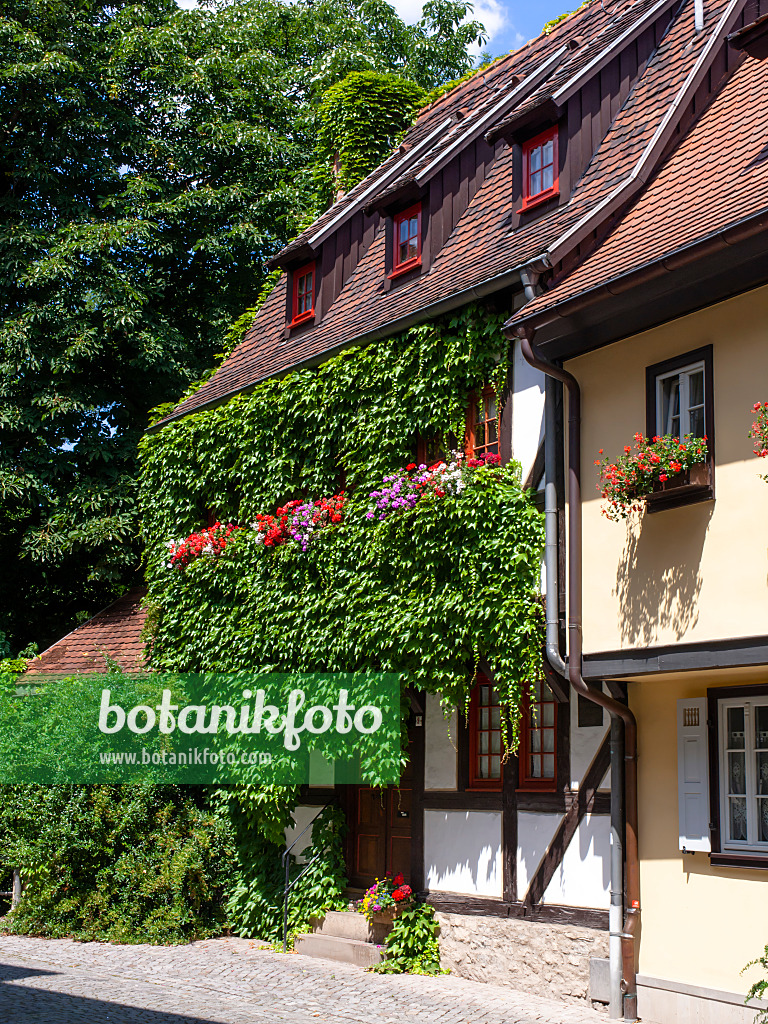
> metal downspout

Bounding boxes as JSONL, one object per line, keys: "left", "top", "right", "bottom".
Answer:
{"left": 516, "top": 327, "right": 640, "bottom": 1022}
{"left": 544, "top": 374, "right": 567, "bottom": 679}
{"left": 609, "top": 704, "right": 625, "bottom": 1019}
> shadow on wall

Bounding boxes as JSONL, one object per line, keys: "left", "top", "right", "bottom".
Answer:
{"left": 424, "top": 810, "right": 502, "bottom": 896}
{"left": 614, "top": 502, "right": 713, "bottom": 646}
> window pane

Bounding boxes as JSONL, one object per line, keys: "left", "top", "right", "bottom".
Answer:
{"left": 689, "top": 370, "right": 704, "bottom": 408}
{"left": 407, "top": 239, "right": 418, "bottom": 260}
{"left": 399, "top": 241, "right": 408, "bottom": 263}
{"left": 543, "top": 753, "right": 555, "bottom": 778}
{"left": 728, "top": 707, "right": 746, "bottom": 749}
{"left": 543, "top": 728, "right": 555, "bottom": 753}
{"left": 408, "top": 216, "right": 419, "bottom": 239}
{"left": 480, "top": 708, "right": 489, "bottom": 729}
{"left": 542, "top": 702, "right": 555, "bottom": 727}
{"left": 530, "top": 170, "right": 542, "bottom": 195}
{"left": 491, "top": 731, "right": 501, "bottom": 754}
{"left": 689, "top": 406, "right": 705, "bottom": 438}
{"left": 487, "top": 419, "right": 497, "bottom": 444}
{"left": 760, "top": 799, "right": 768, "bottom": 843}
{"left": 399, "top": 220, "right": 409, "bottom": 244}
{"left": 728, "top": 752, "right": 746, "bottom": 795}
{"left": 542, "top": 165, "right": 554, "bottom": 191}
{"left": 479, "top": 755, "right": 489, "bottom": 778}
{"left": 529, "top": 754, "right": 541, "bottom": 778}
{"left": 543, "top": 140, "right": 554, "bottom": 165}
{"left": 530, "top": 146, "right": 541, "bottom": 172}
{"left": 756, "top": 706, "right": 768, "bottom": 749}
{"left": 490, "top": 755, "right": 501, "bottom": 779}
{"left": 758, "top": 752, "right": 768, "bottom": 796}
{"left": 730, "top": 797, "right": 748, "bottom": 841}
{"left": 661, "top": 377, "right": 681, "bottom": 435}
{"left": 491, "top": 706, "right": 501, "bottom": 729}
{"left": 531, "top": 730, "right": 541, "bottom": 753}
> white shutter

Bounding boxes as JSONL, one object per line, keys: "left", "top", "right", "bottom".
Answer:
{"left": 677, "top": 698, "right": 711, "bottom": 852}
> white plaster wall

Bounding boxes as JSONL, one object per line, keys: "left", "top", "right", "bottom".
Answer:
{"left": 542, "top": 813, "right": 611, "bottom": 909}
{"left": 424, "top": 810, "right": 502, "bottom": 897}
{"left": 570, "top": 687, "right": 611, "bottom": 789}
{"left": 284, "top": 805, "right": 317, "bottom": 864}
{"left": 516, "top": 811, "right": 561, "bottom": 899}
{"left": 424, "top": 692, "right": 458, "bottom": 790}
{"left": 511, "top": 339, "right": 545, "bottom": 484}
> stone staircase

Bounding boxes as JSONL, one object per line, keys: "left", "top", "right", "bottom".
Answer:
{"left": 293, "top": 910, "right": 387, "bottom": 967}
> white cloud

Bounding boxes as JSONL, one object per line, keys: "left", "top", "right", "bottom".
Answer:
{"left": 392, "top": 0, "right": 512, "bottom": 52}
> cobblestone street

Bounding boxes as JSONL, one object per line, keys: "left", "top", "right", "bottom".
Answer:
{"left": 0, "top": 935, "right": 608, "bottom": 1024}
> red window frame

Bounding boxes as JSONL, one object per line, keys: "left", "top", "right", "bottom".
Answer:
{"left": 468, "top": 677, "right": 503, "bottom": 790}
{"left": 517, "top": 681, "right": 558, "bottom": 792}
{"left": 291, "top": 261, "right": 315, "bottom": 326}
{"left": 522, "top": 126, "right": 559, "bottom": 211}
{"left": 390, "top": 203, "right": 422, "bottom": 278}
{"left": 465, "top": 385, "right": 499, "bottom": 459}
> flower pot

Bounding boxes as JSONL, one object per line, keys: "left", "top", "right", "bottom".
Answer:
{"left": 371, "top": 910, "right": 396, "bottom": 944}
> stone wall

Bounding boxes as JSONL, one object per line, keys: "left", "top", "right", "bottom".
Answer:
{"left": 435, "top": 911, "right": 609, "bottom": 1004}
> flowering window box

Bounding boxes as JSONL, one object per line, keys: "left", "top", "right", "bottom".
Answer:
{"left": 647, "top": 461, "right": 713, "bottom": 513}
{"left": 597, "top": 433, "right": 710, "bottom": 520}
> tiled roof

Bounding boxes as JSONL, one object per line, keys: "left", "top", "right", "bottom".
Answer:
{"left": 24, "top": 589, "right": 148, "bottom": 676}
{"left": 155, "top": 0, "right": 743, "bottom": 429}
{"left": 507, "top": 41, "right": 768, "bottom": 329}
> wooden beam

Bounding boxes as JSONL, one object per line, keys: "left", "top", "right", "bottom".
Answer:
{"left": 523, "top": 731, "right": 612, "bottom": 908}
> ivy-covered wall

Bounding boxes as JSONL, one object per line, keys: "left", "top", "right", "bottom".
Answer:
{"left": 139, "top": 303, "right": 544, "bottom": 722}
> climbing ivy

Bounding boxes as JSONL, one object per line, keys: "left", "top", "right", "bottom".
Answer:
{"left": 373, "top": 901, "right": 444, "bottom": 975}
{"left": 316, "top": 71, "right": 427, "bottom": 195}
{"left": 221, "top": 798, "right": 347, "bottom": 944}
{"left": 139, "top": 302, "right": 543, "bottom": 719}
{"left": 138, "top": 302, "right": 544, "bottom": 900}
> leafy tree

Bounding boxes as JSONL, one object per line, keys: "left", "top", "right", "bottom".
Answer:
{"left": 0, "top": 0, "right": 485, "bottom": 652}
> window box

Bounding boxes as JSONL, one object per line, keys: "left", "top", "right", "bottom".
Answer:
{"left": 647, "top": 461, "right": 713, "bottom": 512}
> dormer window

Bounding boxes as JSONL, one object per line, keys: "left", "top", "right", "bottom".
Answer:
{"left": 291, "top": 262, "right": 315, "bottom": 326}
{"left": 390, "top": 203, "right": 422, "bottom": 278}
{"left": 522, "top": 126, "right": 559, "bottom": 210}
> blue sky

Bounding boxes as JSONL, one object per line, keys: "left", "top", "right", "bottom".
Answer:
{"left": 391, "top": 1, "right": 576, "bottom": 56}
{"left": 175, "top": 2, "right": 578, "bottom": 58}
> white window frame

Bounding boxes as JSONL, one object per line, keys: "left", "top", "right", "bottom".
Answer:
{"left": 718, "top": 695, "right": 768, "bottom": 853}
{"left": 655, "top": 359, "right": 706, "bottom": 438}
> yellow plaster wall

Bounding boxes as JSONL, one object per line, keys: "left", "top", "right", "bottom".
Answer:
{"left": 569, "top": 283, "right": 768, "bottom": 655}
{"left": 631, "top": 671, "right": 768, "bottom": 993}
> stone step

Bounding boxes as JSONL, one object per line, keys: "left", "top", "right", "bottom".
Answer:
{"left": 312, "top": 910, "right": 371, "bottom": 941}
{"left": 293, "top": 933, "right": 383, "bottom": 967}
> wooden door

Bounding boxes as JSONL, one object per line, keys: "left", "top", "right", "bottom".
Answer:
{"left": 347, "top": 758, "right": 413, "bottom": 889}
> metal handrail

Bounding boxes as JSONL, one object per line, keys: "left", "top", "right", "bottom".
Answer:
{"left": 281, "top": 805, "right": 329, "bottom": 952}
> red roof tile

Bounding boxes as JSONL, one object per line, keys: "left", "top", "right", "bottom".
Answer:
{"left": 24, "top": 589, "right": 148, "bottom": 676}
{"left": 508, "top": 44, "right": 768, "bottom": 329}
{"left": 155, "top": 0, "right": 743, "bottom": 428}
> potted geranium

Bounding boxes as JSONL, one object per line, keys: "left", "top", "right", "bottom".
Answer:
{"left": 355, "top": 874, "right": 413, "bottom": 943}
{"left": 749, "top": 401, "right": 768, "bottom": 482}
{"left": 596, "top": 432, "right": 708, "bottom": 521}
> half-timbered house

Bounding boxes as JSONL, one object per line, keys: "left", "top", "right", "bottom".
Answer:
{"left": 26, "top": 0, "right": 767, "bottom": 1014}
